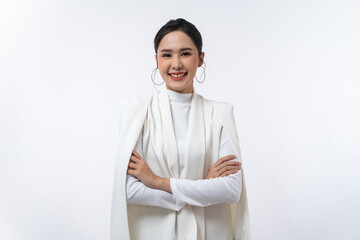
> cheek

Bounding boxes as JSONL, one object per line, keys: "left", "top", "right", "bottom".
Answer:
{"left": 187, "top": 57, "right": 199, "bottom": 70}
{"left": 157, "top": 60, "right": 168, "bottom": 73}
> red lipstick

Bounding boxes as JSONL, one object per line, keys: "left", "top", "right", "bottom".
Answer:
{"left": 168, "top": 72, "right": 187, "bottom": 81}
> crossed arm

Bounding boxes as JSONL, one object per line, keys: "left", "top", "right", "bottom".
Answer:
{"left": 126, "top": 127, "right": 242, "bottom": 211}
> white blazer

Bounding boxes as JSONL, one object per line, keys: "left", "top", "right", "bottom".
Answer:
{"left": 111, "top": 89, "right": 250, "bottom": 240}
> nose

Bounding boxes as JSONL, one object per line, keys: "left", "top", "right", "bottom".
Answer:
{"left": 171, "top": 56, "right": 183, "bottom": 70}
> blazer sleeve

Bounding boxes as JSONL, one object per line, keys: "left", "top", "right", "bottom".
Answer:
{"left": 169, "top": 125, "right": 242, "bottom": 206}
{"left": 126, "top": 127, "right": 186, "bottom": 211}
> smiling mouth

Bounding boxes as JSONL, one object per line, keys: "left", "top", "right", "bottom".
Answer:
{"left": 168, "top": 72, "right": 188, "bottom": 77}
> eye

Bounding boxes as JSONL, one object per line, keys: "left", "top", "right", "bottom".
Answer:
{"left": 162, "top": 54, "right": 171, "bottom": 58}
{"left": 181, "top": 52, "right": 191, "bottom": 56}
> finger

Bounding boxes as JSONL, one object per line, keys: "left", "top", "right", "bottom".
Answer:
{"left": 129, "top": 158, "right": 137, "bottom": 164}
{"left": 127, "top": 169, "right": 136, "bottom": 176}
{"left": 130, "top": 155, "right": 140, "bottom": 163}
{"left": 220, "top": 169, "right": 239, "bottom": 177}
{"left": 132, "top": 150, "right": 142, "bottom": 159}
{"left": 215, "top": 155, "right": 236, "bottom": 165}
{"left": 214, "top": 155, "right": 237, "bottom": 168}
{"left": 213, "top": 157, "right": 227, "bottom": 168}
{"left": 128, "top": 162, "right": 137, "bottom": 169}
{"left": 215, "top": 161, "right": 240, "bottom": 172}
{"left": 218, "top": 160, "right": 240, "bottom": 167}
{"left": 218, "top": 165, "right": 240, "bottom": 176}
{"left": 220, "top": 167, "right": 240, "bottom": 177}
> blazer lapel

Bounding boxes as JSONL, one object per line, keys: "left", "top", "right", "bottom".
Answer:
{"left": 158, "top": 89, "right": 180, "bottom": 178}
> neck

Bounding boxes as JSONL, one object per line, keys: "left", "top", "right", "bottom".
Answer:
{"left": 165, "top": 86, "right": 193, "bottom": 94}
{"left": 166, "top": 88, "right": 193, "bottom": 103}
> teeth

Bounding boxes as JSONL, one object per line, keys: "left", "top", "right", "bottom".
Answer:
{"left": 170, "top": 73, "right": 185, "bottom": 77}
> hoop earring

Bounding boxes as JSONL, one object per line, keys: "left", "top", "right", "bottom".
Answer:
{"left": 151, "top": 67, "right": 164, "bottom": 86}
{"left": 195, "top": 61, "right": 206, "bottom": 83}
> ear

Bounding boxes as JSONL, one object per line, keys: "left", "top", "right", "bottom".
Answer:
{"left": 154, "top": 54, "right": 158, "bottom": 68}
{"left": 198, "top": 52, "right": 205, "bottom": 67}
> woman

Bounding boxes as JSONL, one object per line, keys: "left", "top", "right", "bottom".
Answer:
{"left": 111, "top": 18, "right": 250, "bottom": 240}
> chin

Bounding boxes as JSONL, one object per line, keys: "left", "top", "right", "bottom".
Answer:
{"left": 167, "top": 81, "right": 193, "bottom": 93}
{"left": 168, "top": 85, "right": 193, "bottom": 93}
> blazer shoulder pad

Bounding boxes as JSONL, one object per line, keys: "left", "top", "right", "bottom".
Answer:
{"left": 208, "top": 99, "right": 234, "bottom": 115}
{"left": 120, "top": 97, "right": 148, "bottom": 108}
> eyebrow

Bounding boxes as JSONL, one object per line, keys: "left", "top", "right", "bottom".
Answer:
{"left": 159, "top": 47, "right": 193, "bottom": 52}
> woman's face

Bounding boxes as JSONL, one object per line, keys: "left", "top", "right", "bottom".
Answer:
{"left": 155, "top": 30, "right": 204, "bottom": 93}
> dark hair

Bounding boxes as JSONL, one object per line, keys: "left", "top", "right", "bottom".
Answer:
{"left": 154, "top": 18, "right": 203, "bottom": 57}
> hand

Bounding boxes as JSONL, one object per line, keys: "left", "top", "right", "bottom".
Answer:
{"left": 127, "top": 150, "right": 160, "bottom": 189}
{"left": 206, "top": 155, "right": 241, "bottom": 179}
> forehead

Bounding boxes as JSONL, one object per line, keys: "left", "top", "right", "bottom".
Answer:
{"left": 158, "top": 31, "right": 196, "bottom": 50}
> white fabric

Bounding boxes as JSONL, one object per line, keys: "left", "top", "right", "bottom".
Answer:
{"left": 111, "top": 88, "right": 250, "bottom": 240}
{"left": 126, "top": 128, "right": 185, "bottom": 211}
{"left": 127, "top": 88, "right": 242, "bottom": 209}
{"left": 168, "top": 89, "right": 192, "bottom": 171}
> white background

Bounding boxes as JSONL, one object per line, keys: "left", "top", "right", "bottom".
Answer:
{"left": 1, "top": 0, "right": 359, "bottom": 239}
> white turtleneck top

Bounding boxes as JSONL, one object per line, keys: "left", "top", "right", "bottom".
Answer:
{"left": 126, "top": 89, "right": 242, "bottom": 210}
